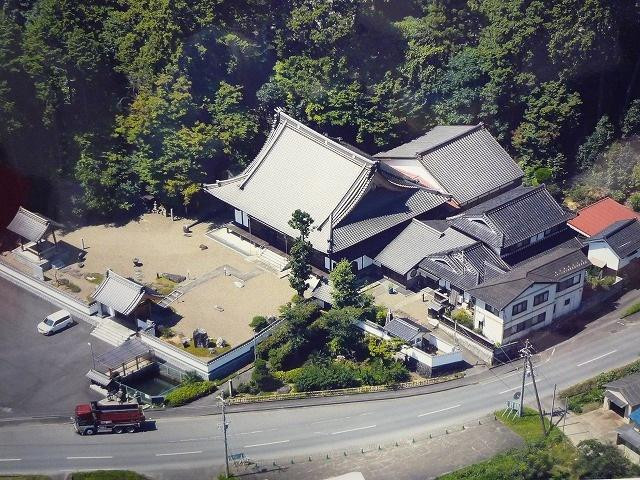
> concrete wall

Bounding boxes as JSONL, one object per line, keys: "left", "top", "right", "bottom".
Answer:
{"left": 588, "top": 241, "right": 621, "bottom": 270}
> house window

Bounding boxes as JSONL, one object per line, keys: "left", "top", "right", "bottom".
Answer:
{"left": 532, "top": 311, "right": 546, "bottom": 326}
{"left": 564, "top": 298, "right": 571, "bottom": 306}
{"left": 557, "top": 274, "right": 580, "bottom": 292}
{"left": 512, "top": 300, "right": 528, "bottom": 316}
{"left": 484, "top": 303, "right": 499, "bottom": 316}
{"left": 533, "top": 291, "right": 549, "bottom": 306}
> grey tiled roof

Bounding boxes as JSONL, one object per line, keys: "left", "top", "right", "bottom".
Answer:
{"left": 311, "top": 281, "right": 333, "bottom": 305}
{"left": 418, "top": 126, "right": 523, "bottom": 205}
{"left": 606, "top": 372, "right": 640, "bottom": 407}
{"left": 333, "top": 189, "right": 447, "bottom": 253}
{"left": 374, "top": 126, "right": 476, "bottom": 159}
{"left": 467, "top": 244, "right": 590, "bottom": 310}
{"left": 418, "top": 242, "right": 510, "bottom": 291}
{"left": 588, "top": 219, "right": 640, "bottom": 258}
{"left": 617, "top": 424, "right": 640, "bottom": 449}
{"left": 92, "top": 270, "right": 145, "bottom": 315}
{"left": 384, "top": 317, "right": 421, "bottom": 342}
{"left": 6, "top": 207, "right": 51, "bottom": 243}
{"left": 206, "top": 110, "right": 445, "bottom": 253}
{"left": 375, "top": 219, "right": 476, "bottom": 275}
{"left": 449, "top": 185, "right": 574, "bottom": 251}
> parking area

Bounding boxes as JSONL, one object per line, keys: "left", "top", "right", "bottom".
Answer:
{"left": 0, "top": 276, "right": 111, "bottom": 418}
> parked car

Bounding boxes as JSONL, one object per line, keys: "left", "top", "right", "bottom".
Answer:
{"left": 37, "top": 309, "right": 73, "bottom": 335}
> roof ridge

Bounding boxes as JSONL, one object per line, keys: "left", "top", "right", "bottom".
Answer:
{"left": 485, "top": 185, "right": 542, "bottom": 215}
{"left": 106, "top": 269, "right": 144, "bottom": 289}
{"left": 417, "top": 124, "right": 483, "bottom": 156}
{"left": 17, "top": 206, "right": 50, "bottom": 225}
{"left": 577, "top": 195, "right": 612, "bottom": 212}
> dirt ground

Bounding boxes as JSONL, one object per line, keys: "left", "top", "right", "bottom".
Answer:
{"left": 562, "top": 408, "right": 626, "bottom": 446}
{"left": 53, "top": 213, "right": 293, "bottom": 347}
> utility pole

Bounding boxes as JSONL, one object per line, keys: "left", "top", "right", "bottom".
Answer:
{"left": 87, "top": 342, "right": 95, "bottom": 370}
{"left": 217, "top": 395, "right": 230, "bottom": 478}
{"left": 518, "top": 342, "right": 529, "bottom": 416}
{"left": 527, "top": 354, "right": 547, "bottom": 436}
{"left": 549, "top": 384, "right": 557, "bottom": 430}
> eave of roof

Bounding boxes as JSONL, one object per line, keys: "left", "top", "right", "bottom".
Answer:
{"left": 6, "top": 207, "right": 52, "bottom": 243}
{"left": 91, "top": 270, "right": 145, "bottom": 315}
{"left": 568, "top": 197, "right": 640, "bottom": 237}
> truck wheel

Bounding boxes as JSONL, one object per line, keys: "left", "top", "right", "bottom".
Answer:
{"left": 113, "top": 426, "right": 124, "bottom": 434}
{"left": 84, "top": 428, "right": 96, "bottom": 436}
{"left": 126, "top": 425, "right": 137, "bottom": 433}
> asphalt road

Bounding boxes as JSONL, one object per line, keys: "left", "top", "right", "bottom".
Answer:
{"left": 0, "top": 277, "right": 110, "bottom": 418}
{"left": 0, "top": 278, "right": 639, "bottom": 478}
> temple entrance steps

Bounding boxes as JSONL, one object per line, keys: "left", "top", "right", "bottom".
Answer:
{"left": 91, "top": 317, "right": 135, "bottom": 346}
{"left": 257, "top": 247, "right": 289, "bottom": 272}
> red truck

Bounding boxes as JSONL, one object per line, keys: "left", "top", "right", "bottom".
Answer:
{"left": 73, "top": 401, "right": 145, "bottom": 435}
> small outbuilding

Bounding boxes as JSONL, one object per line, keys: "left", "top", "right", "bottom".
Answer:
{"left": 6, "top": 206, "right": 57, "bottom": 260}
{"left": 92, "top": 270, "right": 148, "bottom": 320}
{"left": 585, "top": 219, "right": 640, "bottom": 273}
{"left": 604, "top": 371, "right": 640, "bottom": 420}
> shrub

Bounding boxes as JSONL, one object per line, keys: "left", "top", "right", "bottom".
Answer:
{"left": 629, "top": 192, "right": 640, "bottom": 212}
{"left": 358, "top": 359, "right": 409, "bottom": 385}
{"left": 451, "top": 308, "right": 473, "bottom": 329}
{"left": 252, "top": 359, "right": 280, "bottom": 392}
{"left": 182, "top": 370, "right": 203, "bottom": 384}
{"left": 294, "top": 362, "right": 360, "bottom": 392}
{"left": 249, "top": 315, "right": 269, "bottom": 332}
{"left": 623, "top": 301, "right": 640, "bottom": 318}
{"left": 160, "top": 326, "right": 175, "bottom": 338}
{"left": 164, "top": 380, "right": 217, "bottom": 407}
{"left": 72, "top": 471, "right": 148, "bottom": 480}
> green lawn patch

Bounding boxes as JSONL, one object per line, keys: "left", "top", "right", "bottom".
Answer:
{"left": 151, "top": 276, "right": 177, "bottom": 295}
{"left": 622, "top": 301, "right": 640, "bottom": 318}
{"left": 497, "top": 407, "right": 551, "bottom": 442}
{"left": 560, "top": 358, "right": 640, "bottom": 413}
{"left": 84, "top": 272, "right": 104, "bottom": 284}
{"left": 71, "top": 472, "right": 147, "bottom": 480}
{"left": 164, "top": 380, "right": 218, "bottom": 407}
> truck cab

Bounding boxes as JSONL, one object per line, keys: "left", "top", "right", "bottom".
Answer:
{"left": 73, "top": 401, "right": 145, "bottom": 435}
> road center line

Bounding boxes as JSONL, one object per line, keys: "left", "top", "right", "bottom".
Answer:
{"left": 576, "top": 350, "right": 617, "bottom": 367}
{"left": 0, "top": 458, "right": 21, "bottom": 462}
{"left": 244, "top": 440, "right": 290, "bottom": 448}
{"left": 155, "top": 451, "right": 202, "bottom": 457}
{"left": 331, "top": 424, "right": 377, "bottom": 435}
{"left": 417, "top": 404, "right": 462, "bottom": 417}
{"left": 67, "top": 456, "right": 113, "bottom": 460}
{"left": 499, "top": 382, "right": 532, "bottom": 394}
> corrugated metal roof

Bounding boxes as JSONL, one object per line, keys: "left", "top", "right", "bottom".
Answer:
{"left": 617, "top": 424, "right": 640, "bottom": 449}
{"left": 569, "top": 197, "right": 640, "bottom": 237}
{"left": 374, "top": 126, "right": 477, "bottom": 159}
{"left": 419, "top": 127, "right": 523, "bottom": 205}
{"left": 588, "top": 219, "right": 640, "bottom": 258}
{"left": 375, "top": 219, "right": 476, "bottom": 275}
{"left": 91, "top": 270, "right": 145, "bottom": 315}
{"left": 6, "top": 207, "right": 51, "bottom": 243}
{"left": 449, "top": 186, "right": 574, "bottom": 250}
{"left": 94, "top": 338, "right": 152, "bottom": 370}
{"left": 86, "top": 369, "right": 113, "bottom": 387}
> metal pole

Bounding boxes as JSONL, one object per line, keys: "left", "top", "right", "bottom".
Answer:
{"left": 518, "top": 345, "right": 528, "bottom": 417}
{"left": 218, "top": 395, "right": 230, "bottom": 478}
{"left": 550, "top": 384, "right": 557, "bottom": 430}
{"left": 527, "top": 356, "right": 547, "bottom": 436}
{"left": 87, "top": 342, "right": 95, "bottom": 369}
{"left": 563, "top": 397, "right": 568, "bottom": 433}
{"left": 253, "top": 332, "right": 257, "bottom": 363}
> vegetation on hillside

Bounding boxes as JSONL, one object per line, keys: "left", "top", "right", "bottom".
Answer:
{"left": 2, "top": 1, "right": 640, "bottom": 222}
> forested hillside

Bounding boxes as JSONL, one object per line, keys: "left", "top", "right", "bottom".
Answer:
{"left": 1, "top": 0, "right": 640, "bottom": 223}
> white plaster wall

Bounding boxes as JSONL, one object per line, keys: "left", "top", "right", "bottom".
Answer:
{"left": 588, "top": 242, "right": 621, "bottom": 270}
{"left": 379, "top": 158, "right": 446, "bottom": 192}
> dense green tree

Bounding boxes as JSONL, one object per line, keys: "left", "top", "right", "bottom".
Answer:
{"left": 287, "top": 209, "right": 314, "bottom": 297}
{"left": 628, "top": 192, "right": 640, "bottom": 212}
{"left": 622, "top": 99, "right": 640, "bottom": 137}
{"left": 576, "top": 115, "right": 615, "bottom": 171}
{"left": 574, "top": 439, "right": 640, "bottom": 479}
{"left": 329, "top": 259, "right": 360, "bottom": 308}
{"left": 311, "top": 306, "right": 365, "bottom": 358}
{"left": 251, "top": 359, "right": 278, "bottom": 392}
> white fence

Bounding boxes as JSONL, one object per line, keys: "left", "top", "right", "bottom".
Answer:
{"left": 0, "top": 259, "right": 100, "bottom": 324}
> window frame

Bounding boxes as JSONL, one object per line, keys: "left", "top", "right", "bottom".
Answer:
{"left": 533, "top": 290, "right": 549, "bottom": 306}
{"left": 511, "top": 300, "right": 528, "bottom": 316}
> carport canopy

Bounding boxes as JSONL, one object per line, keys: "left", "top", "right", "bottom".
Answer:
{"left": 92, "top": 270, "right": 145, "bottom": 315}
{"left": 7, "top": 206, "right": 52, "bottom": 243}
{"left": 606, "top": 390, "right": 628, "bottom": 409}
{"left": 94, "top": 338, "right": 152, "bottom": 371}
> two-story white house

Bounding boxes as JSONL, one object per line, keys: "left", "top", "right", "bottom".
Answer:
{"left": 467, "top": 241, "right": 591, "bottom": 344}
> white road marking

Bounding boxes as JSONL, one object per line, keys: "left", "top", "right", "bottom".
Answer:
{"left": 576, "top": 350, "right": 617, "bottom": 367}
{"left": 67, "top": 456, "right": 113, "bottom": 460}
{"left": 499, "top": 382, "right": 532, "bottom": 394}
{"left": 155, "top": 451, "right": 202, "bottom": 457}
{"left": 0, "top": 458, "right": 21, "bottom": 462}
{"left": 244, "top": 440, "right": 290, "bottom": 448}
{"left": 331, "top": 424, "right": 377, "bottom": 435}
{"left": 417, "top": 404, "right": 462, "bottom": 417}
{"left": 238, "top": 430, "right": 264, "bottom": 435}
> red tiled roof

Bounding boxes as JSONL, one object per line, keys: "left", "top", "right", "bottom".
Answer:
{"left": 568, "top": 197, "right": 640, "bottom": 237}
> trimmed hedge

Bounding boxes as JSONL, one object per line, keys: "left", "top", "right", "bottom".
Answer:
{"left": 164, "top": 380, "right": 217, "bottom": 407}
{"left": 72, "top": 472, "right": 148, "bottom": 480}
{"left": 560, "top": 359, "right": 640, "bottom": 413}
{"left": 622, "top": 301, "right": 640, "bottom": 318}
